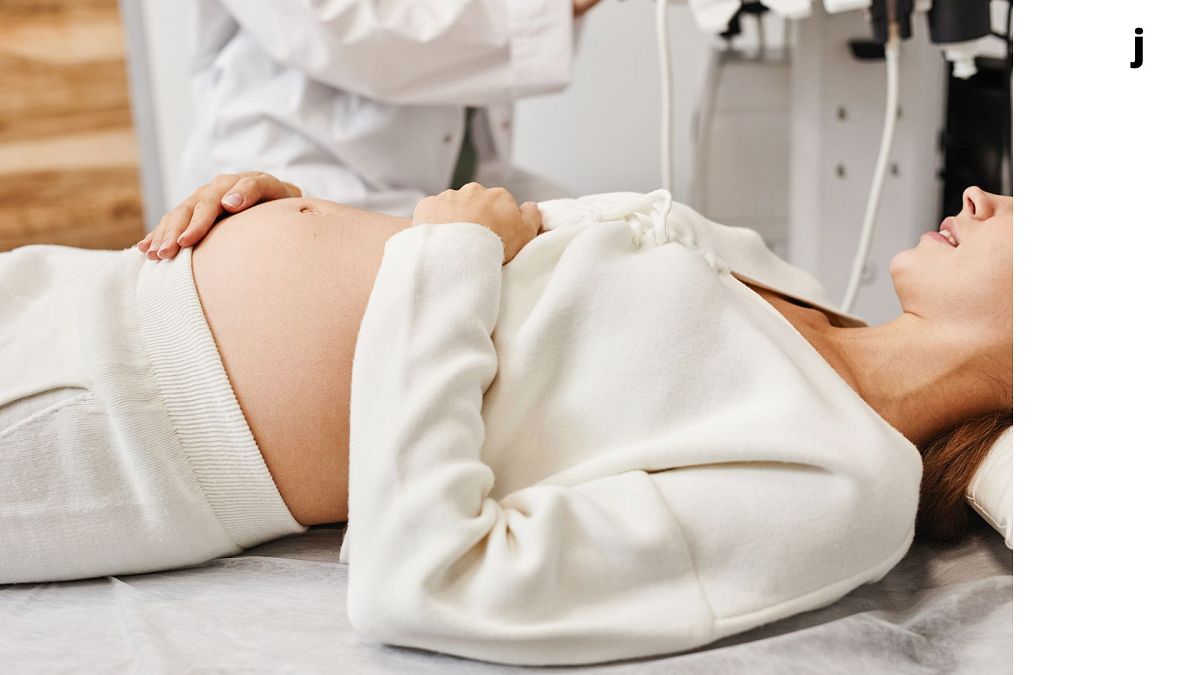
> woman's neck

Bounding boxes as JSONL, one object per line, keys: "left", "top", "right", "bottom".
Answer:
{"left": 754, "top": 290, "right": 1011, "bottom": 446}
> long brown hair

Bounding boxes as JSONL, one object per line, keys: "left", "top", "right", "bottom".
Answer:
{"left": 916, "top": 410, "right": 1013, "bottom": 542}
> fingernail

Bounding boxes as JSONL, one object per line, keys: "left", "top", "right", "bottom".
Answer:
{"left": 176, "top": 236, "right": 186, "bottom": 246}
{"left": 222, "top": 193, "right": 244, "bottom": 208}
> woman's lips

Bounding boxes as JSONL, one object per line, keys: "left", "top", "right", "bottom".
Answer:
{"left": 939, "top": 217, "right": 961, "bottom": 245}
{"left": 921, "top": 217, "right": 960, "bottom": 247}
{"left": 923, "top": 230, "right": 955, "bottom": 246}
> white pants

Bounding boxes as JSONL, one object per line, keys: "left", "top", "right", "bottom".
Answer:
{"left": 0, "top": 246, "right": 303, "bottom": 585}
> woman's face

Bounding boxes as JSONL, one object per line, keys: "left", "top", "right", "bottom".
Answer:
{"left": 890, "top": 187, "right": 1013, "bottom": 326}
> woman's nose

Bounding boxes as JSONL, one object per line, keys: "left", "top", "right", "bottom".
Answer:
{"left": 961, "top": 186, "right": 996, "bottom": 220}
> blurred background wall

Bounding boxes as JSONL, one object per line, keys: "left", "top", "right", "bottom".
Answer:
{"left": 0, "top": 0, "right": 143, "bottom": 251}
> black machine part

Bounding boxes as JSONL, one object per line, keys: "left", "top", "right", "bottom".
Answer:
{"left": 870, "top": 0, "right": 914, "bottom": 43}
{"left": 718, "top": 1, "right": 770, "bottom": 40}
{"left": 927, "top": 0, "right": 992, "bottom": 44}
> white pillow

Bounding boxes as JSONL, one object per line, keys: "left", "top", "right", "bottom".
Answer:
{"left": 965, "top": 427, "right": 1013, "bottom": 548}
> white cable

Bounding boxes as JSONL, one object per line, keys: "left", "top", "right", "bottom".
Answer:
{"left": 755, "top": 11, "right": 767, "bottom": 59}
{"left": 656, "top": 0, "right": 674, "bottom": 192}
{"left": 840, "top": 30, "right": 900, "bottom": 313}
{"left": 692, "top": 46, "right": 725, "bottom": 211}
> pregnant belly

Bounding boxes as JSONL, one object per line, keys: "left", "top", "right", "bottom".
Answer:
{"left": 191, "top": 198, "right": 410, "bottom": 525}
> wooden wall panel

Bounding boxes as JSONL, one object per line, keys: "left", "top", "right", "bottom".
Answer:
{"left": 0, "top": 0, "right": 144, "bottom": 252}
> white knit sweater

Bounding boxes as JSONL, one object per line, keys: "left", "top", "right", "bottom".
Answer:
{"left": 340, "top": 192, "right": 921, "bottom": 665}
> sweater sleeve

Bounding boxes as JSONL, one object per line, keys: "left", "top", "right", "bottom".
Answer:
{"left": 343, "top": 222, "right": 917, "bottom": 665}
{"left": 216, "top": 0, "right": 573, "bottom": 105}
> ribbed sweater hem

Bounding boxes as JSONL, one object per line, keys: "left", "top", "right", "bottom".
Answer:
{"left": 135, "top": 248, "right": 304, "bottom": 550}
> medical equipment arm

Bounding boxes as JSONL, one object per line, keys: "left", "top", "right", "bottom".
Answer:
{"left": 342, "top": 222, "right": 917, "bottom": 665}
{"left": 215, "top": 0, "right": 574, "bottom": 105}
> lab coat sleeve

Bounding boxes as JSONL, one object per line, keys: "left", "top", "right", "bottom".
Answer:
{"left": 343, "top": 222, "right": 916, "bottom": 665}
{"left": 215, "top": 0, "right": 573, "bottom": 105}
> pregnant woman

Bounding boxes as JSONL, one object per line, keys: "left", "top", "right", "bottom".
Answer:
{"left": 0, "top": 174, "right": 1011, "bottom": 665}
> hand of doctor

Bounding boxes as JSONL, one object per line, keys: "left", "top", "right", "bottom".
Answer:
{"left": 574, "top": 0, "right": 604, "bottom": 16}
{"left": 412, "top": 183, "right": 541, "bottom": 264}
{"left": 137, "top": 172, "right": 302, "bottom": 260}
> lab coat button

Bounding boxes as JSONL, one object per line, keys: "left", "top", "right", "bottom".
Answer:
{"left": 443, "top": 134, "right": 454, "bottom": 144}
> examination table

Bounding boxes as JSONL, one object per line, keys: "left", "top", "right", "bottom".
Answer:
{"left": 0, "top": 525, "right": 1011, "bottom": 673}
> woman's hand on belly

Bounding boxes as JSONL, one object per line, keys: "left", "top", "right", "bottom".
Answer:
{"left": 413, "top": 183, "right": 543, "bottom": 263}
{"left": 138, "top": 172, "right": 302, "bottom": 261}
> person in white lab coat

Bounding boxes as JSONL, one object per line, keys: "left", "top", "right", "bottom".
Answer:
{"left": 177, "top": 0, "right": 603, "bottom": 221}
